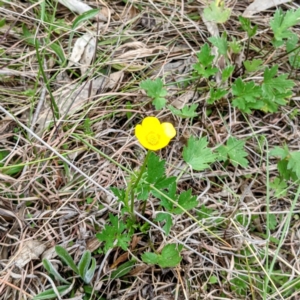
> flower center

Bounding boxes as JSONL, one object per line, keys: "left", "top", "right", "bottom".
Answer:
{"left": 146, "top": 132, "right": 160, "bottom": 145}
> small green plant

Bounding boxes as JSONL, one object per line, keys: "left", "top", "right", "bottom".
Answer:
{"left": 141, "top": 244, "right": 183, "bottom": 268}
{"left": 95, "top": 114, "right": 250, "bottom": 268}
{"left": 140, "top": 78, "right": 167, "bottom": 110}
{"left": 96, "top": 117, "right": 217, "bottom": 267}
{"left": 270, "top": 8, "right": 300, "bottom": 47}
{"left": 203, "top": 0, "right": 231, "bottom": 24}
{"left": 239, "top": 16, "right": 257, "bottom": 39}
{"left": 193, "top": 43, "right": 218, "bottom": 79}
{"left": 168, "top": 103, "right": 198, "bottom": 118}
{"left": 34, "top": 246, "right": 96, "bottom": 300}
{"left": 270, "top": 144, "right": 300, "bottom": 198}
{"left": 216, "top": 137, "right": 249, "bottom": 168}
{"left": 96, "top": 213, "right": 133, "bottom": 253}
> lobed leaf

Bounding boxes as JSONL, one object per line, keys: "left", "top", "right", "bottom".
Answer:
{"left": 183, "top": 136, "right": 217, "bottom": 171}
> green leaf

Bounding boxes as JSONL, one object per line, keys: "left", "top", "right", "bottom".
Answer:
{"left": 141, "top": 252, "right": 159, "bottom": 265}
{"left": 243, "top": 59, "right": 263, "bottom": 72}
{"left": 239, "top": 16, "right": 257, "bottom": 38}
{"left": 232, "top": 78, "right": 261, "bottom": 103}
{"left": 198, "top": 44, "right": 214, "bottom": 65}
{"left": 153, "top": 177, "right": 177, "bottom": 211}
{"left": 157, "top": 244, "right": 182, "bottom": 268}
{"left": 270, "top": 8, "right": 300, "bottom": 46}
{"left": 216, "top": 137, "right": 248, "bottom": 167}
{"left": 270, "top": 177, "right": 287, "bottom": 198}
{"left": 22, "top": 24, "right": 39, "bottom": 46}
{"left": 140, "top": 78, "right": 167, "bottom": 110}
{"left": 84, "top": 257, "right": 96, "bottom": 284}
{"left": 208, "top": 87, "right": 228, "bottom": 104}
{"left": 208, "top": 32, "right": 228, "bottom": 56}
{"left": 287, "top": 151, "right": 300, "bottom": 179}
{"left": 209, "top": 275, "right": 218, "bottom": 284}
{"left": 172, "top": 189, "right": 198, "bottom": 214}
{"left": 42, "top": 259, "right": 70, "bottom": 284}
{"left": 136, "top": 180, "right": 150, "bottom": 201}
{"left": 0, "top": 150, "right": 9, "bottom": 160}
{"left": 33, "top": 285, "right": 70, "bottom": 300}
{"left": 270, "top": 146, "right": 289, "bottom": 159}
{"left": 0, "top": 164, "right": 24, "bottom": 176}
{"left": 110, "top": 260, "right": 136, "bottom": 279}
{"left": 78, "top": 251, "right": 91, "bottom": 282}
{"left": 222, "top": 65, "right": 234, "bottom": 82}
{"left": 286, "top": 34, "right": 300, "bottom": 68}
{"left": 203, "top": 0, "right": 231, "bottom": 24}
{"left": 228, "top": 37, "right": 242, "bottom": 54}
{"left": 0, "top": 18, "right": 6, "bottom": 28}
{"left": 193, "top": 43, "right": 218, "bottom": 78}
{"left": 55, "top": 246, "right": 78, "bottom": 274}
{"left": 262, "top": 66, "right": 294, "bottom": 99}
{"left": 155, "top": 212, "right": 173, "bottom": 235}
{"left": 277, "top": 159, "right": 290, "bottom": 180}
{"left": 268, "top": 214, "right": 277, "bottom": 231}
{"left": 96, "top": 214, "right": 131, "bottom": 253}
{"left": 183, "top": 136, "right": 217, "bottom": 171}
{"left": 231, "top": 78, "right": 262, "bottom": 113}
{"left": 72, "top": 9, "right": 100, "bottom": 30}
{"left": 142, "top": 244, "right": 182, "bottom": 268}
{"left": 111, "top": 187, "right": 126, "bottom": 203}
{"left": 168, "top": 104, "right": 198, "bottom": 119}
{"left": 152, "top": 97, "right": 167, "bottom": 110}
{"left": 230, "top": 275, "right": 248, "bottom": 296}
{"left": 260, "top": 66, "right": 294, "bottom": 113}
{"left": 147, "top": 152, "right": 166, "bottom": 184}
{"left": 50, "top": 42, "right": 65, "bottom": 63}
{"left": 198, "top": 205, "right": 214, "bottom": 220}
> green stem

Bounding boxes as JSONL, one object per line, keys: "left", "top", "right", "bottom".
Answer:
{"left": 130, "top": 150, "right": 151, "bottom": 218}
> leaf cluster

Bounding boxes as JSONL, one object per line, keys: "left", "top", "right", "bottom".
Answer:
{"left": 96, "top": 214, "right": 132, "bottom": 253}
{"left": 192, "top": 17, "right": 295, "bottom": 114}
{"left": 183, "top": 136, "right": 249, "bottom": 170}
{"left": 270, "top": 8, "right": 300, "bottom": 47}
{"left": 35, "top": 246, "right": 97, "bottom": 300}
{"left": 193, "top": 43, "right": 218, "bottom": 78}
{"left": 231, "top": 66, "right": 294, "bottom": 113}
{"left": 136, "top": 152, "right": 199, "bottom": 234}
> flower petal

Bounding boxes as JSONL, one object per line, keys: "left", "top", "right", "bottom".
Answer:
{"left": 156, "top": 134, "right": 170, "bottom": 150}
{"left": 135, "top": 124, "right": 149, "bottom": 148}
{"left": 135, "top": 124, "right": 158, "bottom": 150}
{"left": 161, "top": 122, "right": 176, "bottom": 139}
{"left": 142, "top": 116, "right": 161, "bottom": 129}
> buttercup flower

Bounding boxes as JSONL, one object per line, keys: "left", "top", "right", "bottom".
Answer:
{"left": 135, "top": 116, "right": 176, "bottom": 151}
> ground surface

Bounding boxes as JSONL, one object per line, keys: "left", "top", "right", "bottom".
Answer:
{"left": 1, "top": 0, "right": 300, "bottom": 300}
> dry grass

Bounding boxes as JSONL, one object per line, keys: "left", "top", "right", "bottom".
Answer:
{"left": 1, "top": 0, "right": 300, "bottom": 299}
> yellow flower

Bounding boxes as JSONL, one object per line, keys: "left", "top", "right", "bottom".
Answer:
{"left": 135, "top": 116, "right": 176, "bottom": 151}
